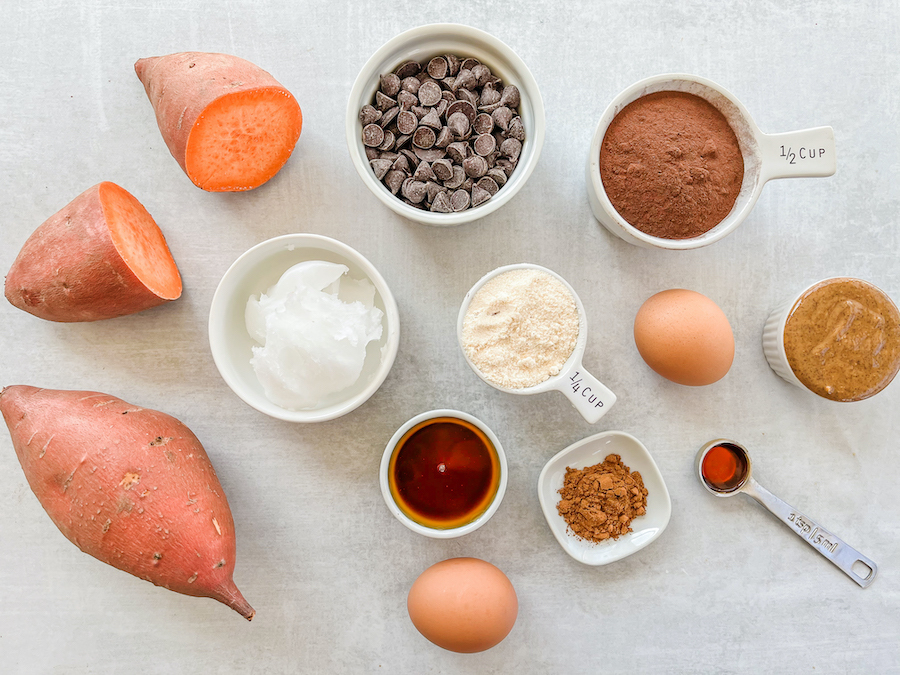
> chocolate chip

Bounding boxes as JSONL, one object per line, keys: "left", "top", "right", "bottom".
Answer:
{"left": 441, "top": 88, "right": 456, "bottom": 102}
{"left": 411, "top": 105, "right": 429, "bottom": 119}
{"left": 397, "top": 110, "right": 418, "bottom": 135}
{"left": 463, "top": 155, "right": 488, "bottom": 178}
{"left": 450, "top": 189, "right": 470, "bottom": 211}
{"left": 397, "top": 90, "right": 418, "bottom": 110}
{"left": 492, "top": 106, "right": 513, "bottom": 131}
{"left": 380, "top": 73, "right": 401, "bottom": 97}
{"left": 432, "top": 158, "right": 453, "bottom": 181}
{"left": 401, "top": 76, "right": 421, "bottom": 95}
{"left": 434, "top": 99, "right": 449, "bottom": 119}
{"left": 401, "top": 179, "right": 427, "bottom": 204}
{"left": 395, "top": 134, "right": 411, "bottom": 150}
{"left": 474, "top": 134, "right": 496, "bottom": 157}
{"left": 443, "top": 164, "right": 466, "bottom": 189}
{"left": 379, "top": 106, "right": 399, "bottom": 128}
{"left": 413, "top": 146, "right": 447, "bottom": 162}
{"left": 420, "top": 108, "right": 442, "bottom": 130}
{"left": 365, "top": 146, "right": 380, "bottom": 161}
{"left": 453, "top": 68, "right": 476, "bottom": 91}
{"left": 476, "top": 176, "right": 500, "bottom": 196}
{"left": 413, "top": 161, "right": 437, "bottom": 183}
{"left": 427, "top": 56, "right": 448, "bottom": 80}
{"left": 431, "top": 190, "right": 453, "bottom": 213}
{"left": 446, "top": 99, "right": 477, "bottom": 123}
{"left": 378, "top": 130, "right": 395, "bottom": 151}
{"left": 479, "top": 83, "right": 500, "bottom": 107}
{"left": 487, "top": 167, "right": 508, "bottom": 186}
{"left": 447, "top": 111, "right": 470, "bottom": 138}
{"left": 384, "top": 170, "right": 405, "bottom": 194}
{"left": 446, "top": 141, "right": 468, "bottom": 163}
{"left": 499, "top": 137, "right": 522, "bottom": 161}
{"left": 461, "top": 177, "right": 474, "bottom": 192}
{"left": 375, "top": 91, "right": 396, "bottom": 111}
{"left": 359, "top": 105, "right": 382, "bottom": 125}
{"left": 435, "top": 126, "right": 453, "bottom": 148}
{"left": 440, "top": 77, "right": 456, "bottom": 92}
{"left": 391, "top": 154, "right": 410, "bottom": 174}
{"left": 499, "top": 85, "right": 520, "bottom": 109}
{"left": 444, "top": 54, "right": 461, "bottom": 77}
{"left": 379, "top": 152, "right": 400, "bottom": 163}
{"left": 457, "top": 88, "right": 480, "bottom": 108}
{"left": 425, "top": 181, "right": 445, "bottom": 203}
{"left": 471, "top": 183, "right": 492, "bottom": 207}
{"left": 394, "top": 60, "right": 420, "bottom": 79}
{"left": 413, "top": 127, "right": 436, "bottom": 149}
{"left": 363, "top": 124, "right": 385, "bottom": 147}
{"left": 473, "top": 113, "right": 494, "bottom": 135}
{"left": 496, "top": 158, "right": 517, "bottom": 176}
{"left": 400, "top": 149, "right": 419, "bottom": 168}
{"left": 507, "top": 116, "right": 525, "bottom": 142}
{"left": 418, "top": 80, "right": 442, "bottom": 107}
{"left": 370, "top": 159, "right": 392, "bottom": 180}
{"left": 471, "top": 64, "right": 491, "bottom": 87}
{"left": 461, "top": 58, "right": 480, "bottom": 71}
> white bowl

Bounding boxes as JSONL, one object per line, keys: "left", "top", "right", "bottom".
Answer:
{"left": 346, "top": 23, "right": 546, "bottom": 226}
{"left": 208, "top": 234, "right": 400, "bottom": 422}
{"left": 586, "top": 73, "right": 836, "bottom": 249}
{"left": 380, "top": 409, "right": 508, "bottom": 539}
{"left": 538, "top": 431, "right": 671, "bottom": 565}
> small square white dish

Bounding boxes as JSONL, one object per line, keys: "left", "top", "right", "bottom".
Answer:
{"left": 538, "top": 431, "right": 671, "bottom": 565}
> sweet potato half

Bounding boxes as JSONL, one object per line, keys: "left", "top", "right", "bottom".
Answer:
{"left": 0, "top": 386, "right": 254, "bottom": 620}
{"left": 135, "top": 51, "right": 303, "bottom": 191}
{"left": 4, "top": 182, "right": 182, "bottom": 322}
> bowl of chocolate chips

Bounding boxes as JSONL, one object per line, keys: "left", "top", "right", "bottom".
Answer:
{"left": 347, "top": 23, "right": 545, "bottom": 225}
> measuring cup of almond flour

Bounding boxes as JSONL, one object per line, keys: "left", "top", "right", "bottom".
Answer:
{"left": 457, "top": 263, "right": 616, "bottom": 424}
{"left": 696, "top": 439, "right": 877, "bottom": 588}
{"left": 586, "top": 73, "right": 836, "bottom": 249}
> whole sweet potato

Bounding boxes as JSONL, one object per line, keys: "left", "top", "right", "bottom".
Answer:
{"left": 135, "top": 51, "right": 303, "bottom": 191}
{"left": 4, "top": 182, "right": 182, "bottom": 322}
{"left": 0, "top": 386, "right": 254, "bottom": 620}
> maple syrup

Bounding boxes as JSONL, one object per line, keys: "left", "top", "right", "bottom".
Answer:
{"left": 388, "top": 416, "right": 500, "bottom": 529}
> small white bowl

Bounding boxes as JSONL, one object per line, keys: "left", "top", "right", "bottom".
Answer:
{"left": 586, "top": 73, "right": 836, "bottom": 249}
{"left": 346, "top": 23, "right": 546, "bottom": 226}
{"left": 538, "top": 431, "right": 671, "bottom": 565}
{"left": 208, "top": 234, "right": 400, "bottom": 422}
{"left": 380, "top": 409, "right": 508, "bottom": 539}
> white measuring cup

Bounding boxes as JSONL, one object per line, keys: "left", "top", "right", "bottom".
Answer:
{"left": 696, "top": 439, "right": 877, "bottom": 588}
{"left": 457, "top": 263, "right": 616, "bottom": 424}
{"left": 587, "top": 73, "right": 836, "bottom": 249}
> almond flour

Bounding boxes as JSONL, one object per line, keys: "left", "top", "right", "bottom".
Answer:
{"left": 462, "top": 268, "right": 579, "bottom": 389}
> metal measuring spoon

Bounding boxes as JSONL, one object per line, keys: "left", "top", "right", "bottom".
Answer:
{"left": 695, "top": 439, "right": 877, "bottom": 588}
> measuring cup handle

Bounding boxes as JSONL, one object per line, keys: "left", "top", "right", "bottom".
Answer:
{"left": 759, "top": 127, "right": 836, "bottom": 181}
{"left": 553, "top": 361, "right": 617, "bottom": 424}
{"left": 743, "top": 478, "right": 877, "bottom": 588}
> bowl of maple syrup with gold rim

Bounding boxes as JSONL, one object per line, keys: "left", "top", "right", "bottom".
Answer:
{"left": 379, "top": 409, "right": 507, "bottom": 538}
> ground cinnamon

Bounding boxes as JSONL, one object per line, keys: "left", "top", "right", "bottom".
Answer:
{"left": 556, "top": 454, "right": 647, "bottom": 543}
{"left": 599, "top": 91, "right": 744, "bottom": 239}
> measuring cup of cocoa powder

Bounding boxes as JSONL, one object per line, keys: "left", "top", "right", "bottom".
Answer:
{"left": 587, "top": 73, "right": 836, "bottom": 249}
{"left": 457, "top": 263, "right": 616, "bottom": 424}
{"left": 696, "top": 439, "right": 877, "bottom": 588}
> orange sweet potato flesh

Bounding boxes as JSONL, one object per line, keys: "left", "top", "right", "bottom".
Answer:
{"left": 0, "top": 385, "right": 254, "bottom": 620}
{"left": 135, "top": 52, "right": 303, "bottom": 191}
{"left": 4, "top": 182, "right": 182, "bottom": 322}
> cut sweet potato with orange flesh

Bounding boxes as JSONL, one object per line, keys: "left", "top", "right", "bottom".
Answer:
{"left": 4, "top": 182, "right": 182, "bottom": 322}
{"left": 135, "top": 52, "right": 303, "bottom": 192}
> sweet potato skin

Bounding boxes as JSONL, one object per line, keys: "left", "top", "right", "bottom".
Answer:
{"left": 4, "top": 183, "right": 181, "bottom": 322}
{"left": 135, "top": 51, "right": 302, "bottom": 191}
{"left": 0, "top": 386, "right": 254, "bottom": 620}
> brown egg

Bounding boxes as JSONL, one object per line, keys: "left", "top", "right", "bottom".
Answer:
{"left": 634, "top": 289, "right": 734, "bottom": 386}
{"left": 407, "top": 557, "right": 518, "bottom": 653}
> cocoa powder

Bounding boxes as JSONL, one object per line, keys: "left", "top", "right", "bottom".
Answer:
{"left": 599, "top": 91, "right": 744, "bottom": 239}
{"left": 556, "top": 454, "right": 648, "bottom": 543}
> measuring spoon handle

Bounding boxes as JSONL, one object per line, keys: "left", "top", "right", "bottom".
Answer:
{"left": 742, "top": 478, "right": 877, "bottom": 588}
